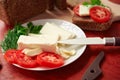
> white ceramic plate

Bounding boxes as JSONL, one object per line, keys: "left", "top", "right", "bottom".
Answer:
{"left": 13, "top": 19, "right": 86, "bottom": 71}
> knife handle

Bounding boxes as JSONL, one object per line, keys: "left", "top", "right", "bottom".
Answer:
{"left": 115, "top": 37, "right": 120, "bottom": 46}
{"left": 105, "top": 37, "right": 120, "bottom": 46}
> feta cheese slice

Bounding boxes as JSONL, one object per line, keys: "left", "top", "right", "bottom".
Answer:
{"left": 79, "top": 5, "right": 92, "bottom": 16}
{"left": 59, "top": 48, "right": 76, "bottom": 59}
{"left": 22, "top": 48, "right": 43, "bottom": 56}
{"left": 17, "top": 34, "right": 59, "bottom": 55}
{"left": 40, "top": 22, "right": 76, "bottom": 40}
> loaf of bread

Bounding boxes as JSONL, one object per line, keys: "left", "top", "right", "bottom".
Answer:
{"left": 0, "top": 0, "right": 47, "bottom": 27}
{"left": 72, "top": 14, "right": 112, "bottom": 31}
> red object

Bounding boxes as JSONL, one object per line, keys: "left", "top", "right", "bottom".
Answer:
{"left": 109, "top": 0, "right": 120, "bottom": 4}
{"left": 4, "top": 49, "right": 18, "bottom": 63}
{"left": 4, "top": 50, "right": 64, "bottom": 68}
{"left": 4, "top": 50, "right": 37, "bottom": 68}
{"left": 90, "top": 6, "right": 111, "bottom": 23}
{"left": 36, "top": 52, "right": 64, "bottom": 68}
{"left": 0, "top": 21, "right": 120, "bottom": 80}
{"left": 16, "top": 52, "right": 37, "bottom": 68}
{"left": 73, "top": 5, "right": 111, "bottom": 23}
{"left": 0, "top": 7, "right": 120, "bottom": 80}
{"left": 73, "top": 4, "right": 80, "bottom": 16}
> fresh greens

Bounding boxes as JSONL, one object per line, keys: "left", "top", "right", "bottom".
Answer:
{"left": 1, "top": 22, "right": 43, "bottom": 52}
{"left": 83, "top": 2, "right": 91, "bottom": 6}
{"left": 27, "top": 22, "right": 43, "bottom": 34}
{"left": 83, "top": 0, "right": 104, "bottom": 6}
{"left": 91, "top": 0, "right": 101, "bottom": 5}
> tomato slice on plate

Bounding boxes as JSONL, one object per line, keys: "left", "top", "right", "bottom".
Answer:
{"left": 36, "top": 52, "right": 64, "bottom": 68}
{"left": 4, "top": 49, "right": 37, "bottom": 68}
{"left": 90, "top": 6, "right": 111, "bottom": 23}
{"left": 4, "top": 49, "right": 18, "bottom": 63}
{"left": 16, "top": 51, "right": 37, "bottom": 68}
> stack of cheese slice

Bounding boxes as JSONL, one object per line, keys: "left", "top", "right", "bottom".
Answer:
{"left": 17, "top": 22, "right": 76, "bottom": 58}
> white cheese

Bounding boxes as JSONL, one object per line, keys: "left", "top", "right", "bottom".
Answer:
{"left": 22, "top": 48, "right": 43, "bottom": 56}
{"left": 17, "top": 34, "right": 59, "bottom": 55}
{"left": 79, "top": 5, "right": 92, "bottom": 16}
{"left": 40, "top": 22, "right": 76, "bottom": 40}
{"left": 59, "top": 48, "right": 76, "bottom": 59}
{"left": 17, "top": 22, "right": 77, "bottom": 58}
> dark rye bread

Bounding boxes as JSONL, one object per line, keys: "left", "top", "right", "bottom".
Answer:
{"left": 0, "top": 0, "right": 46, "bottom": 27}
{"left": 72, "top": 14, "right": 112, "bottom": 31}
{"left": 55, "top": 0, "right": 67, "bottom": 10}
{"left": 46, "top": 0, "right": 55, "bottom": 10}
{"left": 46, "top": 0, "right": 68, "bottom": 10}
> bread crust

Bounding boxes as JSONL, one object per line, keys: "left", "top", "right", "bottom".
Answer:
{"left": 0, "top": 0, "right": 47, "bottom": 27}
{"left": 46, "top": 0, "right": 55, "bottom": 10}
{"left": 55, "top": 0, "right": 67, "bottom": 10}
{"left": 72, "top": 14, "right": 112, "bottom": 31}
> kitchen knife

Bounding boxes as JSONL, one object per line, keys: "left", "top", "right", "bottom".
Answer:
{"left": 81, "top": 51, "right": 104, "bottom": 80}
{"left": 57, "top": 37, "right": 120, "bottom": 46}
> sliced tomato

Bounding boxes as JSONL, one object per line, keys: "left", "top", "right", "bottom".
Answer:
{"left": 90, "top": 6, "right": 111, "bottom": 23}
{"left": 16, "top": 52, "right": 37, "bottom": 68}
{"left": 36, "top": 52, "right": 64, "bottom": 68}
{"left": 73, "top": 5, "right": 80, "bottom": 16}
{"left": 4, "top": 49, "right": 18, "bottom": 63}
{"left": 4, "top": 49, "right": 37, "bottom": 68}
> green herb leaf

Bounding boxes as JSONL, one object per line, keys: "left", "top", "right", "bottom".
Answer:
{"left": 1, "top": 22, "right": 43, "bottom": 52}
{"left": 1, "top": 24, "right": 28, "bottom": 52}
{"left": 27, "top": 22, "right": 43, "bottom": 34}
{"left": 83, "top": 0, "right": 103, "bottom": 6}
{"left": 14, "top": 24, "right": 29, "bottom": 36}
{"left": 91, "top": 0, "right": 101, "bottom": 5}
{"left": 83, "top": 2, "right": 91, "bottom": 6}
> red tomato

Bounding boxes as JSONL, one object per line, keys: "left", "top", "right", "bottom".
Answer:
{"left": 4, "top": 49, "right": 18, "bottom": 63}
{"left": 36, "top": 52, "right": 64, "bottom": 68}
{"left": 16, "top": 52, "right": 37, "bottom": 68}
{"left": 73, "top": 5, "right": 80, "bottom": 16}
{"left": 90, "top": 6, "right": 111, "bottom": 23}
{"left": 4, "top": 49, "right": 37, "bottom": 68}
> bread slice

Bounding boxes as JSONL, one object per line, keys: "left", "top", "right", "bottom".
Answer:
{"left": 72, "top": 14, "right": 112, "bottom": 31}
{"left": 0, "top": 0, "right": 47, "bottom": 27}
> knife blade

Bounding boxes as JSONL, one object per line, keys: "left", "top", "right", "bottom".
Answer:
{"left": 81, "top": 51, "right": 104, "bottom": 80}
{"left": 57, "top": 37, "right": 120, "bottom": 46}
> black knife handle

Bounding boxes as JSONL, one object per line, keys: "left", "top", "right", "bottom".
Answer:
{"left": 105, "top": 37, "right": 120, "bottom": 46}
{"left": 115, "top": 37, "right": 120, "bottom": 46}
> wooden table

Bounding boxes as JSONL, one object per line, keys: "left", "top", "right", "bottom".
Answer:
{"left": 0, "top": 3, "right": 120, "bottom": 80}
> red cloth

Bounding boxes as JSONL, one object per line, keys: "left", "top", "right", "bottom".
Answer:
{"left": 109, "top": 0, "right": 120, "bottom": 4}
{"left": 0, "top": 21, "right": 120, "bottom": 80}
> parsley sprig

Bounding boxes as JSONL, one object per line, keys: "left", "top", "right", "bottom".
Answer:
{"left": 1, "top": 22, "right": 43, "bottom": 52}
{"left": 83, "top": 0, "right": 104, "bottom": 6}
